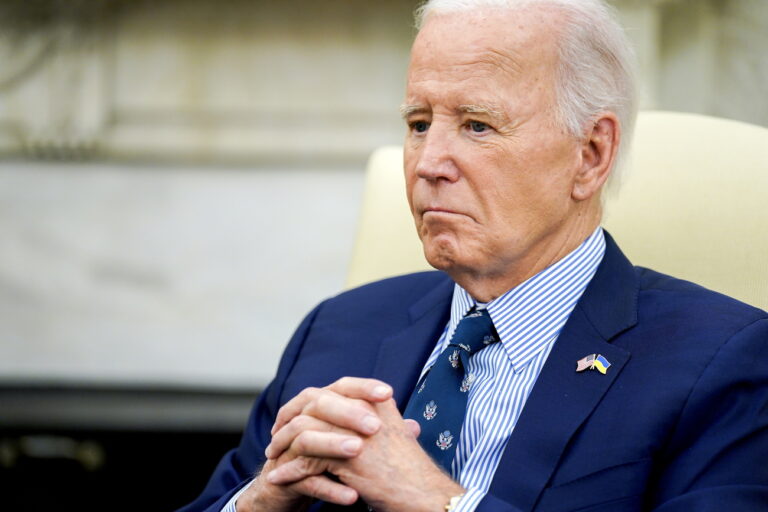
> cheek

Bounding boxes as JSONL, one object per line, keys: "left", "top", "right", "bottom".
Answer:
{"left": 404, "top": 178, "right": 413, "bottom": 205}
{"left": 403, "top": 165, "right": 417, "bottom": 210}
{"left": 495, "top": 145, "right": 574, "bottom": 199}
{"left": 403, "top": 143, "right": 420, "bottom": 174}
{"left": 474, "top": 163, "right": 556, "bottom": 239}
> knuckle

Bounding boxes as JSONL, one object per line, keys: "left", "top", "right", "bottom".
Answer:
{"left": 290, "top": 414, "right": 310, "bottom": 431}
{"left": 313, "top": 391, "right": 335, "bottom": 413}
{"left": 335, "top": 376, "right": 351, "bottom": 388}
{"left": 294, "top": 430, "right": 312, "bottom": 452}
{"left": 295, "top": 456, "right": 312, "bottom": 477}
{"left": 307, "top": 479, "right": 322, "bottom": 498}
{"left": 301, "top": 475, "right": 323, "bottom": 498}
{"left": 303, "top": 399, "right": 319, "bottom": 415}
{"left": 300, "top": 387, "right": 319, "bottom": 402}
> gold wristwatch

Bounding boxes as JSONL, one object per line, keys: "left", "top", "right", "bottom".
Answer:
{"left": 444, "top": 493, "right": 465, "bottom": 511}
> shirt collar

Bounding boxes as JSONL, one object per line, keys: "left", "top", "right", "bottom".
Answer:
{"left": 447, "top": 227, "right": 606, "bottom": 372}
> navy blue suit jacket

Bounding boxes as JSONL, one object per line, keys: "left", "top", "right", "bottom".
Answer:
{"left": 180, "top": 235, "right": 768, "bottom": 511}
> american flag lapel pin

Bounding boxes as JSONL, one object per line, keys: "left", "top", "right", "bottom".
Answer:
{"left": 576, "top": 354, "right": 596, "bottom": 372}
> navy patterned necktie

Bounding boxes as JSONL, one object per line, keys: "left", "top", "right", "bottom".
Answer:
{"left": 403, "top": 308, "right": 499, "bottom": 472}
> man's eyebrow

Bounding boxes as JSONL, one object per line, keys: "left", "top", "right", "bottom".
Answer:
{"left": 399, "top": 103, "right": 509, "bottom": 122}
{"left": 458, "top": 104, "right": 507, "bottom": 121}
{"left": 400, "top": 104, "right": 429, "bottom": 119}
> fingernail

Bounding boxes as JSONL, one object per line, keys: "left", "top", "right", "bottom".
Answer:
{"left": 341, "top": 489, "right": 357, "bottom": 503}
{"left": 266, "top": 470, "right": 278, "bottom": 484}
{"left": 341, "top": 437, "right": 362, "bottom": 455}
{"left": 361, "top": 414, "right": 381, "bottom": 434}
{"left": 372, "top": 385, "right": 391, "bottom": 399}
{"left": 264, "top": 445, "right": 273, "bottom": 459}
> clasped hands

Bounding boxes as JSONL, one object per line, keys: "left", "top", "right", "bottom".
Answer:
{"left": 236, "top": 377, "right": 465, "bottom": 512}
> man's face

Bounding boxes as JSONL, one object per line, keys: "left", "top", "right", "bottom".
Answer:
{"left": 404, "top": 8, "right": 584, "bottom": 285}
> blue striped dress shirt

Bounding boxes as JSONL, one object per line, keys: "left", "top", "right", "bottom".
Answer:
{"left": 223, "top": 227, "right": 605, "bottom": 512}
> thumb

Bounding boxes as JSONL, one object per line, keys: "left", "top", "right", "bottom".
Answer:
{"left": 403, "top": 419, "right": 421, "bottom": 439}
{"left": 374, "top": 399, "right": 421, "bottom": 438}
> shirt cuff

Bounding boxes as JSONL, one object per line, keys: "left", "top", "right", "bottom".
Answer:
{"left": 220, "top": 480, "right": 253, "bottom": 512}
{"left": 451, "top": 487, "right": 486, "bottom": 512}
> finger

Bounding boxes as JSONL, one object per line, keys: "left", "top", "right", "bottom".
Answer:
{"left": 267, "top": 414, "right": 332, "bottom": 459}
{"left": 271, "top": 380, "right": 391, "bottom": 435}
{"left": 301, "top": 392, "right": 382, "bottom": 436}
{"left": 293, "top": 431, "right": 363, "bottom": 459}
{"left": 273, "top": 387, "right": 323, "bottom": 435}
{"left": 403, "top": 419, "right": 421, "bottom": 438}
{"left": 290, "top": 475, "right": 358, "bottom": 506}
{"left": 326, "top": 377, "right": 393, "bottom": 403}
{"left": 373, "top": 397, "right": 408, "bottom": 423}
{"left": 273, "top": 386, "right": 382, "bottom": 436}
{"left": 266, "top": 456, "right": 327, "bottom": 485}
{"left": 374, "top": 399, "right": 420, "bottom": 438}
{"left": 271, "top": 427, "right": 363, "bottom": 461}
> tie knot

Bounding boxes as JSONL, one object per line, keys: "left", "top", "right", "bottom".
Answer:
{"left": 449, "top": 308, "right": 499, "bottom": 354}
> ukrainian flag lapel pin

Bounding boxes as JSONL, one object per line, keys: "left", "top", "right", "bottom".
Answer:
{"left": 576, "top": 354, "right": 611, "bottom": 374}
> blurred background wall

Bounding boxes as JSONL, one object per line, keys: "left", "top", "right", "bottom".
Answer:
{"left": 0, "top": 0, "right": 766, "bottom": 509}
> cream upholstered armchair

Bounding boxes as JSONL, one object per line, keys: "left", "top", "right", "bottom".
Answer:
{"left": 346, "top": 111, "right": 768, "bottom": 312}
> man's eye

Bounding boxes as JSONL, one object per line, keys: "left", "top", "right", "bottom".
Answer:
{"left": 468, "top": 120, "right": 490, "bottom": 133}
{"left": 410, "top": 120, "right": 430, "bottom": 133}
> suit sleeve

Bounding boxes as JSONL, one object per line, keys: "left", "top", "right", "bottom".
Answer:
{"left": 176, "top": 301, "right": 326, "bottom": 512}
{"left": 650, "top": 317, "right": 768, "bottom": 510}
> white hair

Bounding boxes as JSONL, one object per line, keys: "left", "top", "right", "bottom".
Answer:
{"left": 414, "top": 0, "right": 638, "bottom": 193}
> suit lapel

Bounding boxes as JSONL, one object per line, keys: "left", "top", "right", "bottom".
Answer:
{"left": 489, "top": 233, "right": 638, "bottom": 511}
{"left": 371, "top": 275, "right": 454, "bottom": 409}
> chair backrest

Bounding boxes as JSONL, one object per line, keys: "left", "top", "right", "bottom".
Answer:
{"left": 346, "top": 111, "right": 768, "bottom": 312}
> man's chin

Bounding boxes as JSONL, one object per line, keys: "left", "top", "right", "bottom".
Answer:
{"left": 422, "top": 239, "right": 463, "bottom": 273}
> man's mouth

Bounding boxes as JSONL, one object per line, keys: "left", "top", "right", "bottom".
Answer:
{"left": 423, "top": 207, "right": 461, "bottom": 215}
{"left": 422, "top": 207, "right": 476, "bottom": 223}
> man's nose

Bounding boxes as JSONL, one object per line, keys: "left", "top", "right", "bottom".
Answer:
{"left": 413, "top": 126, "right": 460, "bottom": 183}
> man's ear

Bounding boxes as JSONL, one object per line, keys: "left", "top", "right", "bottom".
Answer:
{"left": 572, "top": 112, "right": 620, "bottom": 201}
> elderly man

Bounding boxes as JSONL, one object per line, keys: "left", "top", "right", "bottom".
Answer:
{"left": 181, "top": 0, "right": 768, "bottom": 511}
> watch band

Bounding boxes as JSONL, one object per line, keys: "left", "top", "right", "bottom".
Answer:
{"left": 444, "top": 493, "right": 466, "bottom": 511}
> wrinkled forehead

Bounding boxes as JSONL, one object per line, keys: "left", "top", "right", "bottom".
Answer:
{"left": 408, "top": 7, "right": 564, "bottom": 86}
